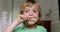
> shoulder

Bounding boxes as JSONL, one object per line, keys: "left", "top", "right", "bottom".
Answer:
{"left": 37, "top": 25, "right": 47, "bottom": 32}
{"left": 37, "top": 26, "right": 46, "bottom": 29}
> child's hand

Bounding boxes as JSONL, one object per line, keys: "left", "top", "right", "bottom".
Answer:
{"left": 18, "top": 14, "right": 27, "bottom": 22}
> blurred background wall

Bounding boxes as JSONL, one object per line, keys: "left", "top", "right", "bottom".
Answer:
{"left": 0, "top": 0, "right": 60, "bottom": 32}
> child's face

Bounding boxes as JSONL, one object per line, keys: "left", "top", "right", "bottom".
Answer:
{"left": 23, "top": 5, "right": 39, "bottom": 25}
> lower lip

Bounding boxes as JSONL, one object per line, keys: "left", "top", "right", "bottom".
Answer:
{"left": 28, "top": 21, "right": 33, "bottom": 22}
{"left": 28, "top": 20, "right": 34, "bottom": 21}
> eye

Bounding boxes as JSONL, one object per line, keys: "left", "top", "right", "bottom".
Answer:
{"left": 25, "top": 10, "right": 29, "bottom": 12}
{"left": 33, "top": 10, "right": 37, "bottom": 13}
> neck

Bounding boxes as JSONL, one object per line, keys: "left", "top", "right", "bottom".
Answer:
{"left": 24, "top": 24, "right": 37, "bottom": 30}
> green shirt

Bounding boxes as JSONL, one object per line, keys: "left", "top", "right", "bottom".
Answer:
{"left": 13, "top": 26, "right": 47, "bottom": 32}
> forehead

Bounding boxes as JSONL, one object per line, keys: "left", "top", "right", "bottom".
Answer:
{"left": 25, "top": 5, "right": 38, "bottom": 10}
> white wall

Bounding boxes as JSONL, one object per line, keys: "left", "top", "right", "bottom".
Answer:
{"left": 0, "top": 0, "right": 12, "bottom": 32}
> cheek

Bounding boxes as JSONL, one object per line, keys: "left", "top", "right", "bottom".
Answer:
{"left": 33, "top": 13, "right": 39, "bottom": 19}
{"left": 23, "top": 13, "right": 29, "bottom": 18}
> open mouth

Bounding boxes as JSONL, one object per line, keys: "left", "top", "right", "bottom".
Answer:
{"left": 27, "top": 18, "right": 37, "bottom": 22}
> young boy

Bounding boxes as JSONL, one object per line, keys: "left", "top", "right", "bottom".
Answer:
{"left": 4, "top": 0, "right": 47, "bottom": 32}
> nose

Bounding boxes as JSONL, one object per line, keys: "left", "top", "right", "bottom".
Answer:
{"left": 29, "top": 12, "right": 33, "bottom": 16}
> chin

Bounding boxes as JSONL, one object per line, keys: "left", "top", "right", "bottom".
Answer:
{"left": 28, "top": 22, "right": 35, "bottom": 25}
